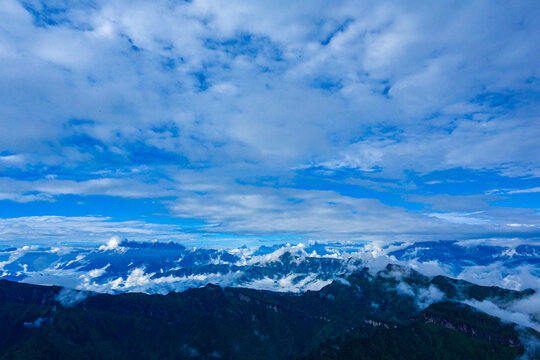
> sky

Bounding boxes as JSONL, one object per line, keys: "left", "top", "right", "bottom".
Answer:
{"left": 0, "top": 0, "right": 539, "bottom": 246}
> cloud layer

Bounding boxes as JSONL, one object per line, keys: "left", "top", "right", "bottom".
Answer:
{"left": 0, "top": 0, "right": 538, "bottom": 244}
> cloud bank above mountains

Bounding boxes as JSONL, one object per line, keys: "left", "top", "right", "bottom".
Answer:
{"left": 0, "top": 0, "right": 538, "bottom": 244}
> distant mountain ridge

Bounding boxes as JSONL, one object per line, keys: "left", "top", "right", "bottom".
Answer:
{"left": 1, "top": 240, "right": 539, "bottom": 295}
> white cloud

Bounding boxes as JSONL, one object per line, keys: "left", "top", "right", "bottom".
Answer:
{"left": 510, "top": 292, "right": 540, "bottom": 322}
{"left": 463, "top": 299, "right": 540, "bottom": 333}
{"left": 81, "top": 268, "right": 247, "bottom": 294}
{"left": 396, "top": 282, "right": 415, "bottom": 296}
{"left": 456, "top": 263, "right": 540, "bottom": 291}
{"left": 243, "top": 273, "right": 332, "bottom": 293}
{"left": 396, "top": 282, "right": 445, "bottom": 309}
{"left": 415, "top": 284, "right": 445, "bottom": 309}
{"left": 508, "top": 187, "right": 540, "bottom": 195}
{"left": 427, "top": 212, "right": 490, "bottom": 225}
{"left": 169, "top": 186, "right": 492, "bottom": 238}
{"left": 0, "top": 177, "right": 177, "bottom": 202}
{"left": 98, "top": 236, "right": 124, "bottom": 251}
{"left": 0, "top": 216, "right": 191, "bottom": 244}
{"left": 55, "top": 287, "right": 90, "bottom": 307}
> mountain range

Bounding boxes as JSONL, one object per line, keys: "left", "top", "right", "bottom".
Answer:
{"left": 1, "top": 263, "right": 538, "bottom": 359}
{"left": 1, "top": 239, "right": 540, "bottom": 359}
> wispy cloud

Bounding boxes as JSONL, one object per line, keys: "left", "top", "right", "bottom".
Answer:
{"left": 0, "top": 216, "right": 190, "bottom": 244}
{"left": 490, "top": 187, "right": 540, "bottom": 195}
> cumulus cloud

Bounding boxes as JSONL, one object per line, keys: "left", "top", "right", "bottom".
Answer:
{"left": 98, "top": 236, "right": 124, "bottom": 251}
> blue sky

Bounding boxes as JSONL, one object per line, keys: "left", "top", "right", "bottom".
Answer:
{"left": 0, "top": 0, "right": 539, "bottom": 246}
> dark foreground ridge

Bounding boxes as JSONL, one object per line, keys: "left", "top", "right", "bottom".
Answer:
{"left": 0, "top": 265, "right": 538, "bottom": 360}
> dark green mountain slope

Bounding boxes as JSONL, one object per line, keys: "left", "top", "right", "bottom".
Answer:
{"left": 302, "top": 302, "right": 524, "bottom": 360}
{"left": 0, "top": 265, "right": 537, "bottom": 360}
